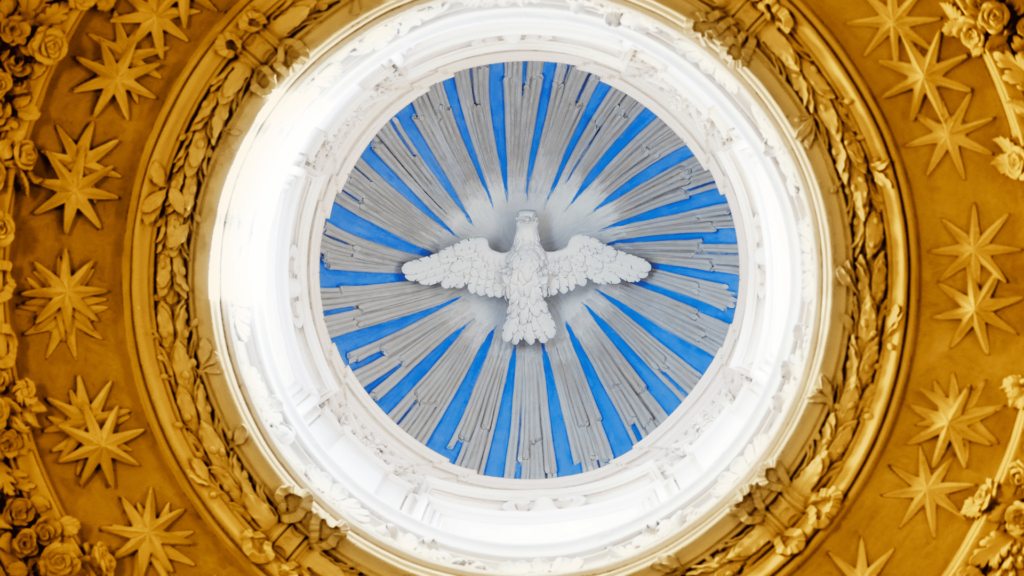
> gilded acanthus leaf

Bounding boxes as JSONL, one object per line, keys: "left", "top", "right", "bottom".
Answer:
{"left": 35, "top": 122, "right": 120, "bottom": 233}
{"left": 934, "top": 274, "right": 1021, "bottom": 355}
{"left": 75, "top": 42, "right": 160, "bottom": 120}
{"left": 933, "top": 204, "right": 1020, "bottom": 282}
{"left": 46, "top": 376, "right": 131, "bottom": 459}
{"left": 883, "top": 447, "right": 974, "bottom": 537}
{"left": 102, "top": 488, "right": 195, "bottom": 576}
{"left": 907, "top": 374, "right": 1000, "bottom": 467}
{"left": 827, "top": 537, "right": 894, "bottom": 576}
{"left": 880, "top": 32, "right": 968, "bottom": 120}
{"left": 848, "top": 0, "right": 937, "bottom": 58}
{"left": 18, "top": 249, "right": 108, "bottom": 358}
{"left": 111, "top": 0, "right": 193, "bottom": 60}
{"left": 906, "top": 93, "right": 993, "bottom": 179}
{"left": 58, "top": 405, "right": 144, "bottom": 487}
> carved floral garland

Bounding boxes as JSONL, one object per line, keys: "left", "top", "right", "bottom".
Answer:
{"left": 0, "top": 1, "right": 141, "bottom": 575}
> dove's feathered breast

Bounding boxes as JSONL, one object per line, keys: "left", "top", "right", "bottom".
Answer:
{"left": 401, "top": 210, "right": 651, "bottom": 344}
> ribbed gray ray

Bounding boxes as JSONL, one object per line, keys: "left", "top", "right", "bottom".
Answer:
{"left": 604, "top": 203, "right": 734, "bottom": 240}
{"left": 388, "top": 325, "right": 491, "bottom": 443}
{"left": 321, "top": 283, "right": 455, "bottom": 337}
{"left": 455, "top": 67, "right": 505, "bottom": 198}
{"left": 551, "top": 89, "right": 644, "bottom": 200}
{"left": 527, "top": 65, "right": 599, "bottom": 197}
{"left": 614, "top": 240, "right": 740, "bottom": 275}
{"left": 572, "top": 121, "right": 684, "bottom": 211}
{"left": 594, "top": 156, "right": 706, "bottom": 221}
{"left": 451, "top": 332, "right": 514, "bottom": 474}
{"left": 546, "top": 338, "right": 613, "bottom": 471}
{"left": 642, "top": 270, "right": 737, "bottom": 311}
{"left": 568, "top": 312, "right": 667, "bottom": 443}
{"left": 504, "top": 62, "right": 544, "bottom": 201}
{"left": 583, "top": 294, "right": 701, "bottom": 396}
{"left": 335, "top": 159, "right": 451, "bottom": 251}
{"left": 370, "top": 122, "right": 467, "bottom": 229}
{"left": 321, "top": 222, "right": 413, "bottom": 274}
{"left": 600, "top": 283, "right": 728, "bottom": 353}
{"left": 507, "top": 345, "right": 556, "bottom": 479}
{"left": 411, "top": 85, "right": 492, "bottom": 220}
{"left": 347, "top": 300, "right": 475, "bottom": 396}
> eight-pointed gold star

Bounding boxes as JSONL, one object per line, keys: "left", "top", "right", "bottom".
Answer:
{"left": 18, "top": 250, "right": 108, "bottom": 358}
{"left": 112, "top": 0, "right": 192, "bottom": 60}
{"left": 75, "top": 43, "right": 160, "bottom": 120}
{"left": 908, "top": 374, "right": 1000, "bottom": 468}
{"left": 58, "top": 405, "right": 144, "bottom": 487}
{"left": 45, "top": 122, "right": 122, "bottom": 178}
{"left": 880, "top": 32, "right": 969, "bottom": 121}
{"left": 89, "top": 17, "right": 164, "bottom": 83}
{"left": 102, "top": 488, "right": 195, "bottom": 576}
{"left": 907, "top": 93, "right": 993, "bottom": 178}
{"left": 933, "top": 204, "right": 1018, "bottom": 282}
{"left": 883, "top": 448, "right": 973, "bottom": 537}
{"left": 828, "top": 537, "right": 894, "bottom": 576}
{"left": 36, "top": 132, "right": 119, "bottom": 234}
{"left": 46, "top": 376, "right": 132, "bottom": 459}
{"left": 934, "top": 274, "right": 1021, "bottom": 354}
{"left": 848, "top": 0, "right": 937, "bottom": 59}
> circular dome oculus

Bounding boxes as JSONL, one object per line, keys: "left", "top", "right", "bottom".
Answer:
{"left": 318, "top": 61, "right": 738, "bottom": 479}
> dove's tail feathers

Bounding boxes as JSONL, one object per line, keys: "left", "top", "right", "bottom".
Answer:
{"left": 502, "top": 286, "right": 557, "bottom": 345}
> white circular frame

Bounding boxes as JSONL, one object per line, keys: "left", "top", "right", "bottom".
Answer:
{"left": 199, "top": 0, "right": 839, "bottom": 572}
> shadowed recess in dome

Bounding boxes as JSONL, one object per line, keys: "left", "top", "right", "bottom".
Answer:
{"left": 318, "top": 61, "right": 739, "bottom": 479}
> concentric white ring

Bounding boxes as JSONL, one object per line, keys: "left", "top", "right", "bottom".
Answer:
{"left": 199, "top": 0, "right": 838, "bottom": 571}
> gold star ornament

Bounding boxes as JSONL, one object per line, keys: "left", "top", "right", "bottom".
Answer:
{"left": 18, "top": 250, "right": 108, "bottom": 358}
{"left": 828, "top": 537, "right": 894, "bottom": 576}
{"left": 848, "top": 0, "right": 937, "bottom": 58}
{"left": 75, "top": 42, "right": 160, "bottom": 120}
{"left": 58, "top": 405, "right": 144, "bottom": 487}
{"left": 934, "top": 275, "right": 1021, "bottom": 354}
{"left": 883, "top": 447, "right": 973, "bottom": 537}
{"left": 102, "top": 488, "right": 195, "bottom": 576}
{"left": 908, "top": 374, "right": 1000, "bottom": 468}
{"left": 933, "top": 204, "right": 1019, "bottom": 283}
{"left": 111, "top": 0, "right": 192, "bottom": 59}
{"left": 907, "top": 94, "right": 993, "bottom": 179}
{"left": 46, "top": 376, "right": 132, "bottom": 459}
{"left": 880, "top": 32, "right": 969, "bottom": 121}
{"left": 35, "top": 122, "right": 120, "bottom": 234}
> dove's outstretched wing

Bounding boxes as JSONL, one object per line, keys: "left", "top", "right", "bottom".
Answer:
{"left": 545, "top": 236, "right": 651, "bottom": 295}
{"left": 402, "top": 237, "right": 508, "bottom": 298}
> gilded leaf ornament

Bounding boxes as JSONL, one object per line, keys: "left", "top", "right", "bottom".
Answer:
{"left": 848, "top": 0, "right": 937, "bottom": 58}
{"left": 75, "top": 42, "right": 160, "bottom": 120}
{"left": 883, "top": 447, "right": 974, "bottom": 536}
{"left": 907, "top": 374, "right": 1000, "bottom": 467}
{"left": 46, "top": 376, "right": 132, "bottom": 459}
{"left": 934, "top": 274, "right": 1021, "bottom": 354}
{"left": 102, "top": 488, "right": 195, "bottom": 576}
{"left": 880, "top": 32, "right": 969, "bottom": 120}
{"left": 933, "top": 204, "right": 1020, "bottom": 283}
{"left": 906, "top": 93, "right": 994, "bottom": 178}
{"left": 827, "top": 537, "right": 894, "bottom": 576}
{"left": 58, "top": 405, "right": 144, "bottom": 486}
{"left": 18, "top": 249, "right": 108, "bottom": 358}
{"left": 35, "top": 126, "right": 120, "bottom": 234}
{"left": 111, "top": 0, "right": 193, "bottom": 60}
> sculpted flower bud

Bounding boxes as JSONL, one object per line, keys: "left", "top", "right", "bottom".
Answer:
{"left": 962, "top": 478, "right": 998, "bottom": 518}
{"left": 0, "top": 429, "right": 24, "bottom": 458}
{"left": 1003, "top": 375, "right": 1024, "bottom": 410}
{"left": 3, "top": 497, "right": 37, "bottom": 527}
{"left": 26, "top": 26, "right": 68, "bottom": 66}
{"left": 959, "top": 21, "right": 987, "bottom": 56}
{"left": 0, "top": 69, "right": 12, "bottom": 100}
{"left": 237, "top": 9, "right": 267, "bottom": 32}
{"left": 33, "top": 516, "right": 62, "bottom": 546}
{"left": 37, "top": 542, "right": 81, "bottom": 576}
{"left": 978, "top": 1, "right": 1012, "bottom": 34}
{"left": 12, "top": 139, "right": 36, "bottom": 171}
{"left": 90, "top": 541, "right": 116, "bottom": 576}
{"left": 1005, "top": 500, "right": 1024, "bottom": 537}
{"left": 0, "top": 211, "right": 13, "bottom": 248}
{"left": 1010, "top": 460, "right": 1024, "bottom": 486}
{"left": 11, "top": 528, "right": 38, "bottom": 559}
{"left": 0, "top": 15, "right": 31, "bottom": 46}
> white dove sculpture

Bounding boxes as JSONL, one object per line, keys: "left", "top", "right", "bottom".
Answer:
{"left": 402, "top": 210, "right": 652, "bottom": 345}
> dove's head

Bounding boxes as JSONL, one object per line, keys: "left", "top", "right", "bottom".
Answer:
{"left": 516, "top": 210, "right": 539, "bottom": 225}
{"left": 512, "top": 210, "right": 541, "bottom": 246}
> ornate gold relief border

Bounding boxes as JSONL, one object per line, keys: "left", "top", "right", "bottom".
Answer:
{"left": 121, "top": 2, "right": 914, "bottom": 576}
